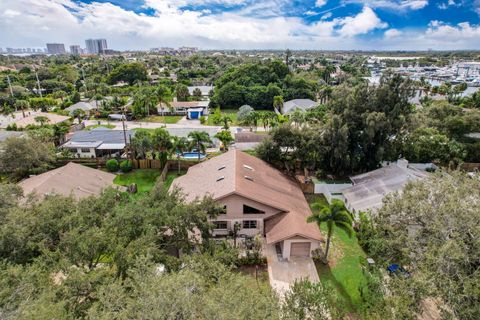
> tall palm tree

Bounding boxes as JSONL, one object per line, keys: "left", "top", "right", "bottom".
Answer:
{"left": 273, "top": 95, "right": 284, "bottom": 114}
{"left": 171, "top": 136, "right": 188, "bottom": 173}
{"left": 219, "top": 115, "right": 233, "bottom": 130}
{"left": 152, "top": 128, "right": 172, "bottom": 169}
{"left": 157, "top": 85, "right": 171, "bottom": 125}
{"left": 130, "top": 130, "right": 153, "bottom": 159}
{"left": 14, "top": 100, "right": 29, "bottom": 118}
{"left": 307, "top": 199, "right": 354, "bottom": 264}
{"left": 188, "top": 131, "right": 212, "bottom": 162}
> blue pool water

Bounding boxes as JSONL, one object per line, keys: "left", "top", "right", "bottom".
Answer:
{"left": 181, "top": 152, "right": 206, "bottom": 160}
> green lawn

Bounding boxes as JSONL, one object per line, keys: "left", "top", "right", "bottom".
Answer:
{"left": 205, "top": 109, "right": 238, "bottom": 126}
{"left": 306, "top": 194, "right": 368, "bottom": 316}
{"left": 85, "top": 124, "right": 115, "bottom": 130}
{"left": 114, "top": 169, "right": 161, "bottom": 193}
{"left": 140, "top": 115, "right": 182, "bottom": 124}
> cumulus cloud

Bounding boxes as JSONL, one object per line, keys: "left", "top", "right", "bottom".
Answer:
{"left": 1, "top": 0, "right": 480, "bottom": 50}
{"left": 316, "top": 0, "right": 327, "bottom": 7}
{"left": 384, "top": 28, "right": 402, "bottom": 38}
{"left": 336, "top": 6, "right": 388, "bottom": 37}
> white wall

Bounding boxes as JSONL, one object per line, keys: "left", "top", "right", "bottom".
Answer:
{"left": 73, "top": 147, "right": 96, "bottom": 158}
{"left": 314, "top": 182, "right": 352, "bottom": 203}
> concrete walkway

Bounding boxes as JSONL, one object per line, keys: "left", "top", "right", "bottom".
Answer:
{"left": 265, "top": 242, "right": 320, "bottom": 297}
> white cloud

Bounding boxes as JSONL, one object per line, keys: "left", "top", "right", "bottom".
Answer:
{"left": 1, "top": 0, "right": 480, "bottom": 51}
{"left": 343, "top": 0, "right": 428, "bottom": 11}
{"left": 316, "top": 0, "right": 327, "bottom": 7}
{"left": 321, "top": 12, "right": 333, "bottom": 20}
{"left": 438, "top": 0, "right": 460, "bottom": 10}
{"left": 475, "top": 0, "right": 480, "bottom": 14}
{"left": 384, "top": 28, "right": 402, "bottom": 38}
{"left": 336, "top": 6, "right": 388, "bottom": 37}
{"left": 3, "top": 9, "right": 21, "bottom": 17}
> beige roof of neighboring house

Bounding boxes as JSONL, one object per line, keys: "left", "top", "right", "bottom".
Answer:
{"left": 13, "top": 112, "right": 70, "bottom": 128}
{"left": 343, "top": 160, "right": 429, "bottom": 213}
{"left": 19, "top": 162, "right": 120, "bottom": 200}
{"left": 171, "top": 149, "right": 323, "bottom": 244}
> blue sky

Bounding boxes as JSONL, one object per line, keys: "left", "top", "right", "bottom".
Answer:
{"left": 1, "top": 0, "right": 480, "bottom": 50}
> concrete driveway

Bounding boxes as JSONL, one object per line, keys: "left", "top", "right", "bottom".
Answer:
{"left": 265, "top": 242, "right": 319, "bottom": 297}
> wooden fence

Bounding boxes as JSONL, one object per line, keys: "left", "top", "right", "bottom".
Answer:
{"left": 132, "top": 159, "right": 162, "bottom": 169}
{"left": 460, "top": 163, "right": 480, "bottom": 171}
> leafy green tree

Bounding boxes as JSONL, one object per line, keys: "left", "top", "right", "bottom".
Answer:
{"left": 237, "top": 105, "right": 254, "bottom": 123}
{"left": 307, "top": 199, "right": 353, "bottom": 263}
{"left": 282, "top": 279, "right": 339, "bottom": 320}
{"left": 107, "top": 63, "right": 148, "bottom": 86}
{"left": 0, "top": 136, "right": 54, "bottom": 179}
{"left": 403, "top": 127, "right": 466, "bottom": 164}
{"left": 363, "top": 172, "right": 480, "bottom": 319}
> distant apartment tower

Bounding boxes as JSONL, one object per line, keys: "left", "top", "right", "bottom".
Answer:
{"left": 85, "top": 39, "right": 108, "bottom": 54}
{"left": 70, "top": 45, "right": 82, "bottom": 55}
{"left": 46, "top": 43, "right": 66, "bottom": 55}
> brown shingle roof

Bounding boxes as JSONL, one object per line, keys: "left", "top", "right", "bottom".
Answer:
{"left": 171, "top": 150, "right": 323, "bottom": 244}
{"left": 18, "top": 162, "right": 121, "bottom": 200}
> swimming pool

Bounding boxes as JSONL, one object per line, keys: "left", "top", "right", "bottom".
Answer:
{"left": 180, "top": 152, "right": 206, "bottom": 160}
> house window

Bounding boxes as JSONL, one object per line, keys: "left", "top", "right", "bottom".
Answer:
{"left": 80, "top": 148, "right": 90, "bottom": 153}
{"left": 213, "top": 221, "right": 228, "bottom": 230}
{"left": 243, "top": 220, "right": 257, "bottom": 229}
{"left": 243, "top": 205, "right": 265, "bottom": 214}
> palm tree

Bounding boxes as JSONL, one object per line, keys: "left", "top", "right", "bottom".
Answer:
{"left": 14, "top": 100, "right": 29, "bottom": 118}
{"left": 289, "top": 109, "right": 306, "bottom": 128}
{"left": 188, "top": 131, "right": 212, "bottom": 162}
{"left": 152, "top": 128, "right": 172, "bottom": 169}
{"left": 130, "top": 130, "right": 153, "bottom": 159}
{"left": 246, "top": 111, "right": 260, "bottom": 132}
{"left": 219, "top": 115, "right": 233, "bottom": 130}
{"left": 72, "top": 109, "right": 86, "bottom": 125}
{"left": 273, "top": 95, "right": 284, "bottom": 114}
{"left": 34, "top": 115, "right": 50, "bottom": 127}
{"left": 214, "top": 130, "right": 234, "bottom": 151}
{"left": 307, "top": 199, "right": 354, "bottom": 264}
{"left": 157, "top": 85, "right": 171, "bottom": 125}
{"left": 171, "top": 136, "right": 188, "bottom": 173}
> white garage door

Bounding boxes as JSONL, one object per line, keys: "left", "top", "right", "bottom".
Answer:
{"left": 290, "top": 242, "right": 311, "bottom": 257}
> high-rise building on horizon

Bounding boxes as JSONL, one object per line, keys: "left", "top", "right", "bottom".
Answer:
{"left": 46, "top": 43, "right": 66, "bottom": 55}
{"left": 85, "top": 39, "right": 108, "bottom": 54}
{"left": 70, "top": 45, "right": 82, "bottom": 55}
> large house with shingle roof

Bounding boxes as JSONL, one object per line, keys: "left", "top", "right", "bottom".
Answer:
{"left": 18, "top": 162, "right": 123, "bottom": 200}
{"left": 171, "top": 149, "right": 323, "bottom": 260}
